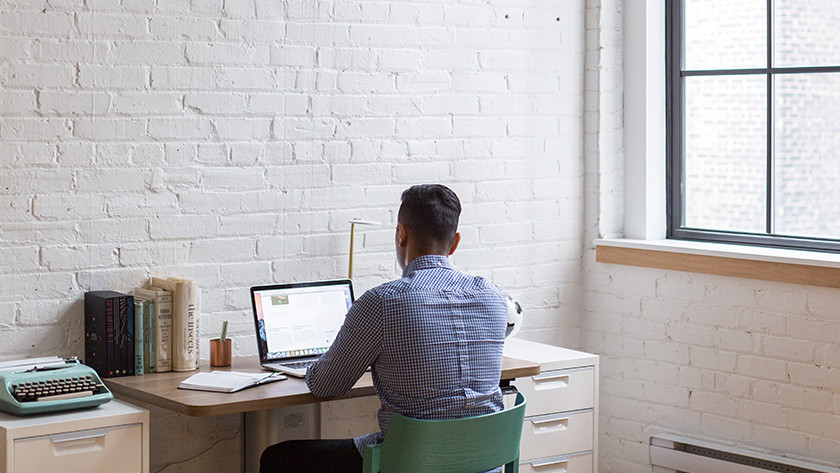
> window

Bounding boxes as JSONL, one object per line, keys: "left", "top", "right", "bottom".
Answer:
{"left": 667, "top": 0, "right": 840, "bottom": 252}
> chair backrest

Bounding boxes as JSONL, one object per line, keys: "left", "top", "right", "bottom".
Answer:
{"left": 363, "top": 392, "right": 526, "bottom": 473}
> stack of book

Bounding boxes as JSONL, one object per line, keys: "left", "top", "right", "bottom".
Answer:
{"left": 83, "top": 277, "right": 199, "bottom": 378}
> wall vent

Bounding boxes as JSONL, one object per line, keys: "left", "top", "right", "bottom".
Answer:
{"left": 650, "top": 434, "right": 840, "bottom": 473}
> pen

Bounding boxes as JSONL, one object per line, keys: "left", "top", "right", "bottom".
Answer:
{"left": 220, "top": 320, "right": 228, "bottom": 342}
{"left": 255, "top": 372, "right": 280, "bottom": 384}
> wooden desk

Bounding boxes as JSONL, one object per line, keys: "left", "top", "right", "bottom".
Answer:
{"left": 105, "top": 356, "right": 541, "bottom": 417}
{"left": 106, "top": 356, "right": 540, "bottom": 473}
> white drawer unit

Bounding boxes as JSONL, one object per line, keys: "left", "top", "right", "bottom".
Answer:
{"left": 0, "top": 400, "right": 149, "bottom": 473}
{"left": 504, "top": 338, "right": 599, "bottom": 473}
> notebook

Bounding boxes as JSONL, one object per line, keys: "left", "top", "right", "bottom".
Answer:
{"left": 178, "top": 371, "right": 285, "bottom": 393}
{"left": 250, "top": 279, "right": 355, "bottom": 378}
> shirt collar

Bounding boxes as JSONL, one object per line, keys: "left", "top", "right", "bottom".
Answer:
{"left": 402, "top": 254, "right": 453, "bottom": 277}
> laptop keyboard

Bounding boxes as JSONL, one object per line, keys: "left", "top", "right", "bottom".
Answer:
{"left": 282, "top": 360, "right": 318, "bottom": 370}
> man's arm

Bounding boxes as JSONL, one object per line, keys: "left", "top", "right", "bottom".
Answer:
{"left": 305, "top": 289, "right": 382, "bottom": 398}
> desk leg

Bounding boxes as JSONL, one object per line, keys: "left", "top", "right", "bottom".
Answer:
{"left": 243, "top": 403, "right": 322, "bottom": 473}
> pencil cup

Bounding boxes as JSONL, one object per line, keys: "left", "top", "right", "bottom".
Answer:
{"left": 210, "top": 338, "right": 232, "bottom": 367}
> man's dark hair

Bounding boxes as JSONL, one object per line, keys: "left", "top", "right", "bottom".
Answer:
{"left": 398, "top": 184, "right": 461, "bottom": 251}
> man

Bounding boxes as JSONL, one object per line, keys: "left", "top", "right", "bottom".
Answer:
{"left": 260, "top": 184, "right": 508, "bottom": 473}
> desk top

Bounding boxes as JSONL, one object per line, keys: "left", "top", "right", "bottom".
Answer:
{"left": 105, "top": 356, "right": 540, "bottom": 417}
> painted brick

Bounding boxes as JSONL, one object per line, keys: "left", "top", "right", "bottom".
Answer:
{"left": 0, "top": 90, "right": 36, "bottom": 115}
{"left": 77, "top": 169, "right": 149, "bottom": 192}
{"left": 201, "top": 167, "right": 266, "bottom": 191}
{"left": 79, "top": 64, "right": 147, "bottom": 89}
{"left": 218, "top": 261, "right": 273, "bottom": 287}
{"left": 33, "top": 194, "right": 107, "bottom": 220}
{"left": 392, "top": 161, "right": 449, "bottom": 184}
{"left": 219, "top": 214, "right": 275, "bottom": 237}
{"left": 2, "top": 118, "right": 71, "bottom": 141}
{"left": 149, "top": 118, "right": 213, "bottom": 139}
{"left": 74, "top": 118, "right": 146, "bottom": 140}
{"left": 185, "top": 93, "right": 248, "bottom": 115}
{"left": 149, "top": 215, "right": 217, "bottom": 240}
{"left": 151, "top": 66, "right": 216, "bottom": 89}
{"left": 107, "top": 193, "right": 178, "bottom": 218}
{"left": 186, "top": 42, "right": 270, "bottom": 66}
{"left": 41, "top": 244, "right": 117, "bottom": 271}
{"left": 5, "top": 143, "right": 56, "bottom": 166}
{"left": 1, "top": 11, "right": 74, "bottom": 36}
{"left": 112, "top": 92, "right": 183, "bottom": 115}
{"left": 118, "top": 242, "right": 190, "bottom": 267}
{"left": 190, "top": 238, "right": 255, "bottom": 263}
{"left": 215, "top": 118, "right": 272, "bottom": 140}
{"left": 149, "top": 16, "right": 221, "bottom": 41}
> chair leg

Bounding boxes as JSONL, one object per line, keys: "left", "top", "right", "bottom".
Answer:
{"left": 362, "top": 444, "right": 381, "bottom": 473}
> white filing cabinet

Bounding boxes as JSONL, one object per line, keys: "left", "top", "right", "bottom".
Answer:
{"left": 504, "top": 338, "right": 599, "bottom": 473}
{"left": 0, "top": 400, "right": 149, "bottom": 473}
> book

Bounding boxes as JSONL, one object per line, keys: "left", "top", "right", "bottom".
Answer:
{"left": 178, "top": 371, "right": 285, "bottom": 393}
{"left": 143, "top": 296, "right": 155, "bottom": 373}
{"left": 132, "top": 293, "right": 155, "bottom": 373}
{"left": 151, "top": 277, "right": 198, "bottom": 372}
{"left": 84, "top": 291, "right": 135, "bottom": 378}
{"left": 133, "top": 298, "right": 144, "bottom": 375}
{"left": 136, "top": 286, "right": 172, "bottom": 372}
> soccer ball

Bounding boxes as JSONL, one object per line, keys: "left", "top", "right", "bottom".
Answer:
{"left": 504, "top": 293, "right": 523, "bottom": 339}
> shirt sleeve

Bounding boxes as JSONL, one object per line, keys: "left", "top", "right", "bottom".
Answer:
{"left": 305, "top": 289, "right": 382, "bottom": 398}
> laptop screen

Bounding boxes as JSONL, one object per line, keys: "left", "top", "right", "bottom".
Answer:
{"left": 250, "top": 280, "right": 354, "bottom": 362}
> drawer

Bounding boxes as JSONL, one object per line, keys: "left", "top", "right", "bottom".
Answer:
{"left": 14, "top": 423, "right": 143, "bottom": 473}
{"left": 512, "top": 367, "right": 594, "bottom": 417}
{"left": 518, "top": 452, "right": 594, "bottom": 473}
{"left": 519, "top": 409, "right": 594, "bottom": 461}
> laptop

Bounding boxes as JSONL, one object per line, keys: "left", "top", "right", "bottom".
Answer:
{"left": 250, "top": 279, "right": 355, "bottom": 377}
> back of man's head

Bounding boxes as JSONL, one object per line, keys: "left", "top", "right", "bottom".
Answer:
{"left": 398, "top": 184, "right": 461, "bottom": 253}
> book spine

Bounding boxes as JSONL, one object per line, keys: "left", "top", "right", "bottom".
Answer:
{"left": 154, "top": 291, "right": 173, "bottom": 372}
{"left": 145, "top": 299, "right": 155, "bottom": 373}
{"left": 105, "top": 297, "right": 115, "bottom": 377}
{"left": 172, "top": 280, "right": 198, "bottom": 371}
{"left": 134, "top": 299, "right": 144, "bottom": 375}
{"left": 118, "top": 295, "right": 135, "bottom": 376}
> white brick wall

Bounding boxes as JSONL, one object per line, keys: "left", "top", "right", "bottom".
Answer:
{"left": 1, "top": 1, "right": 584, "bottom": 470}
{"left": 584, "top": 1, "right": 840, "bottom": 471}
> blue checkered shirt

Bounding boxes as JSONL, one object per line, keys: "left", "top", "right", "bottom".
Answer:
{"left": 306, "top": 254, "right": 507, "bottom": 457}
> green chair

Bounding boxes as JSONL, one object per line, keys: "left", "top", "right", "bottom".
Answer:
{"left": 363, "top": 392, "right": 526, "bottom": 473}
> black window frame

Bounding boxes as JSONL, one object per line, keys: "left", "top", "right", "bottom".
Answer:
{"left": 666, "top": 0, "right": 840, "bottom": 253}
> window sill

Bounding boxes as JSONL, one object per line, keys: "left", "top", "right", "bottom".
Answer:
{"left": 594, "top": 238, "right": 840, "bottom": 289}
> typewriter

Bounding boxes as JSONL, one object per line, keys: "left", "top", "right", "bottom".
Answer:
{"left": 0, "top": 357, "right": 113, "bottom": 416}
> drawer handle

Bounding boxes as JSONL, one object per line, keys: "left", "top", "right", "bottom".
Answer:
{"left": 51, "top": 431, "right": 108, "bottom": 444}
{"left": 49, "top": 427, "right": 110, "bottom": 455}
{"left": 530, "top": 416, "right": 569, "bottom": 433}
{"left": 531, "top": 458, "right": 569, "bottom": 472}
{"left": 533, "top": 374, "right": 569, "bottom": 389}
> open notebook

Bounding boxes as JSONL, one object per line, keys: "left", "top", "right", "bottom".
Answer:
{"left": 178, "top": 371, "right": 285, "bottom": 393}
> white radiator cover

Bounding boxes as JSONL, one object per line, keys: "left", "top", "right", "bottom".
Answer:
{"left": 650, "top": 434, "right": 840, "bottom": 473}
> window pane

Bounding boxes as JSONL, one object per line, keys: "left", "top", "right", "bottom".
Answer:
{"left": 684, "top": 76, "right": 767, "bottom": 233}
{"left": 774, "top": 73, "right": 840, "bottom": 239}
{"left": 685, "top": 0, "right": 766, "bottom": 70}
{"left": 774, "top": 1, "right": 840, "bottom": 67}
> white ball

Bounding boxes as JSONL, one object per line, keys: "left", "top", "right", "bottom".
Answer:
{"left": 504, "top": 293, "right": 523, "bottom": 339}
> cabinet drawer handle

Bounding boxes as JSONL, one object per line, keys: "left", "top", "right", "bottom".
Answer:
{"left": 532, "top": 374, "right": 570, "bottom": 390}
{"left": 531, "top": 458, "right": 569, "bottom": 471}
{"left": 530, "top": 415, "right": 569, "bottom": 433}
{"left": 50, "top": 428, "right": 110, "bottom": 444}
{"left": 533, "top": 371, "right": 572, "bottom": 382}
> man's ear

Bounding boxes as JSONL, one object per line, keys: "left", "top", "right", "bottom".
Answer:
{"left": 397, "top": 222, "right": 409, "bottom": 248}
{"left": 448, "top": 232, "right": 461, "bottom": 255}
